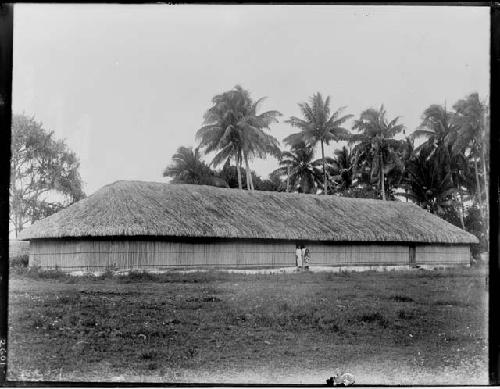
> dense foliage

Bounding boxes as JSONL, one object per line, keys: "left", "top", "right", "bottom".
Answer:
{"left": 165, "top": 88, "right": 490, "bottom": 254}
{"left": 283, "top": 93, "right": 352, "bottom": 194}
{"left": 13, "top": 88, "right": 489, "bottom": 256}
{"left": 10, "top": 114, "right": 85, "bottom": 237}
{"left": 163, "top": 146, "right": 229, "bottom": 188}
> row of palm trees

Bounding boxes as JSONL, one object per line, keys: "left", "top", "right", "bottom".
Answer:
{"left": 163, "top": 85, "right": 489, "bottom": 243}
{"left": 273, "top": 105, "right": 408, "bottom": 200}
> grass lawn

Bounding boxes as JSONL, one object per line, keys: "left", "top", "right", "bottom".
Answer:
{"left": 7, "top": 267, "right": 488, "bottom": 384}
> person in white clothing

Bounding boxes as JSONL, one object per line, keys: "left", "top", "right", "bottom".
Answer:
{"left": 295, "top": 244, "right": 303, "bottom": 269}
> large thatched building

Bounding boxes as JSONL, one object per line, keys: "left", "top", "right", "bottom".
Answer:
{"left": 19, "top": 180, "right": 478, "bottom": 271}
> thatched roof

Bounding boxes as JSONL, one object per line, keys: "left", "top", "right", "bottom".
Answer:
{"left": 19, "top": 180, "right": 478, "bottom": 244}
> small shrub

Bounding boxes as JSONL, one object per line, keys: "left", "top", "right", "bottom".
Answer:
{"left": 140, "top": 351, "right": 157, "bottom": 360}
{"left": 31, "top": 317, "right": 44, "bottom": 329}
{"left": 94, "top": 264, "right": 119, "bottom": 280}
{"left": 117, "top": 271, "right": 158, "bottom": 283}
{"left": 13, "top": 266, "right": 71, "bottom": 281}
{"left": 56, "top": 295, "right": 80, "bottom": 305}
{"left": 397, "top": 309, "right": 416, "bottom": 320}
{"left": 67, "top": 314, "right": 80, "bottom": 326}
{"left": 10, "top": 254, "right": 29, "bottom": 268}
{"left": 186, "top": 296, "right": 221, "bottom": 303}
{"left": 391, "top": 295, "right": 414, "bottom": 303}
{"left": 98, "top": 269, "right": 116, "bottom": 280}
{"left": 81, "top": 318, "right": 97, "bottom": 327}
{"left": 186, "top": 347, "right": 198, "bottom": 358}
{"left": 64, "top": 276, "right": 79, "bottom": 284}
{"left": 470, "top": 243, "right": 481, "bottom": 260}
{"left": 315, "top": 317, "right": 342, "bottom": 332}
{"left": 147, "top": 362, "right": 158, "bottom": 370}
{"left": 115, "top": 270, "right": 224, "bottom": 284}
{"left": 432, "top": 300, "right": 469, "bottom": 307}
{"left": 24, "top": 266, "right": 41, "bottom": 276}
{"left": 359, "top": 312, "right": 383, "bottom": 322}
{"left": 35, "top": 269, "right": 70, "bottom": 281}
{"left": 433, "top": 300, "right": 452, "bottom": 306}
{"left": 358, "top": 312, "right": 389, "bottom": 327}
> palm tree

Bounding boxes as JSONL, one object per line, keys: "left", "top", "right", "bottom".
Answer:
{"left": 271, "top": 142, "right": 323, "bottom": 194}
{"left": 163, "top": 146, "right": 228, "bottom": 187}
{"left": 396, "top": 137, "right": 415, "bottom": 203}
{"left": 328, "top": 146, "right": 355, "bottom": 192}
{"left": 450, "top": 93, "right": 489, "bottom": 226}
{"left": 350, "top": 105, "right": 405, "bottom": 200}
{"left": 399, "top": 145, "right": 457, "bottom": 215}
{"left": 284, "top": 92, "right": 352, "bottom": 195}
{"left": 196, "top": 85, "right": 281, "bottom": 190}
{"left": 412, "top": 103, "right": 470, "bottom": 226}
{"left": 413, "top": 104, "right": 455, "bottom": 152}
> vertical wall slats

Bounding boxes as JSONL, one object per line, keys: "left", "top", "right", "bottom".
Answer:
{"left": 29, "top": 239, "right": 470, "bottom": 270}
{"left": 416, "top": 244, "right": 470, "bottom": 265}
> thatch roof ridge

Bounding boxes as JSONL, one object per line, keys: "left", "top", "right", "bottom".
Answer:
{"left": 19, "top": 180, "right": 479, "bottom": 244}
{"left": 108, "top": 180, "right": 429, "bottom": 209}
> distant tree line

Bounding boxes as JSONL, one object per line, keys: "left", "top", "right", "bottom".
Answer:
{"left": 163, "top": 86, "right": 490, "bottom": 254}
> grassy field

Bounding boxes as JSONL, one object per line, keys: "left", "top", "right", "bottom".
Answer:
{"left": 7, "top": 267, "right": 488, "bottom": 384}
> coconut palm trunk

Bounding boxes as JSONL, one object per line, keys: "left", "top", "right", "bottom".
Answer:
{"left": 244, "top": 153, "right": 254, "bottom": 191}
{"left": 458, "top": 184, "right": 465, "bottom": 229}
{"left": 286, "top": 166, "right": 291, "bottom": 192}
{"left": 321, "top": 140, "right": 327, "bottom": 195}
{"left": 480, "top": 106, "right": 489, "bottom": 222}
{"left": 236, "top": 154, "right": 243, "bottom": 190}
{"left": 301, "top": 176, "right": 310, "bottom": 194}
{"left": 16, "top": 212, "right": 22, "bottom": 238}
{"left": 481, "top": 147, "right": 489, "bottom": 216}
{"left": 473, "top": 156, "right": 484, "bottom": 222}
{"left": 455, "top": 167, "right": 465, "bottom": 228}
{"left": 379, "top": 154, "right": 386, "bottom": 201}
{"left": 481, "top": 147, "right": 489, "bottom": 244}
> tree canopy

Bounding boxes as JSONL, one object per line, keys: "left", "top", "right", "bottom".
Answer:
{"left": 196, "top": 85, "right": 281, "bottom": 190}
{"left": 272, "top": 141, "right": 323, "bottom": 194}
{"left": 10, "top": 114, "right": 85, "bottom": 237}
{"left": 350, "top": 105, "right": 405, "bottom": 200}
{"left": 163, "top": 146, "right": 228, "bottom": 188}
{"left": 284, "top": 92, "right": 352, "bottom": 194}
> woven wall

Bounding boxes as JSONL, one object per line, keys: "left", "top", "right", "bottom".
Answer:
{"left": 29, "top": 239, "right": 470, "bottom": 271}
{"left": 415, "top": 244, "right": 470, "bottom": 265}
{"left": 29, "top": 240, "right": 296, "bottom": 270}
{"left": 307, "top": 243, "right": 410, "bottom": 266}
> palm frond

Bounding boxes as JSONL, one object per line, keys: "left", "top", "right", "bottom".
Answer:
{"left": 283, "top": 132, "right": 305, "bottom": 147}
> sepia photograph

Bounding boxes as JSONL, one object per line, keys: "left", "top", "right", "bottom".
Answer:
{"left": 6, "top": 3, "right": 490, "bottom": 385}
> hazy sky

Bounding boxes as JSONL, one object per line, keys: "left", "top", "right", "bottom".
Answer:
{"left": 12, "top": 4, "right": 489, "bottom": 195}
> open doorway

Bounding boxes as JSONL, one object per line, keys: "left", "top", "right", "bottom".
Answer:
{"left": 409, "top": 244, "right": 416, "bottom": 267}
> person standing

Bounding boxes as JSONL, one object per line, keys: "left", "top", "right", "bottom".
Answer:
{"left": 304, "top": 247, "right": 310, "bottom": 270}
{"left": 295, "top": 244, "right": 303, "bottom": 269}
